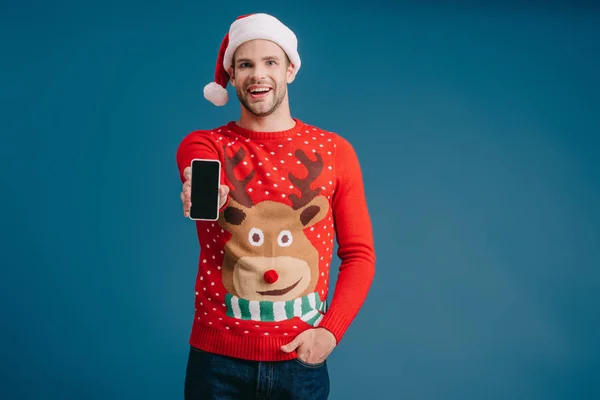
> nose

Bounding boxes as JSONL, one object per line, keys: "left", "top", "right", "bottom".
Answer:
{"left": 264, "top": 270, "right": 279, "bottom": 284}
{"left": 250, "top": 64, "right": 268, "bottom": 81}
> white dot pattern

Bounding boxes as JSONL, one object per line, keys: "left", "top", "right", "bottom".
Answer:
{"left": 190, "top": 124, "right": 342, "bottom": 335}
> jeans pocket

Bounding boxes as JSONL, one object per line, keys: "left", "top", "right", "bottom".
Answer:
{"left": 294, "top": 356, "right": 325, "bottom": 368}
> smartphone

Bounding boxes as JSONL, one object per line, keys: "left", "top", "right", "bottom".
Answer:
{"left": 189, "top": 158, "right": 221, "bottom": 221}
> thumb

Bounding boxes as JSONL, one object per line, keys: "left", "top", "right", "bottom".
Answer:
{"left": 219, "top": 185, "right": 230, "bottom": 197}
{"left": 281, "top": 335, "right": 303, "bottom": 353}
{"left": 219, "top": 185, "right": 230, "bottom": 208}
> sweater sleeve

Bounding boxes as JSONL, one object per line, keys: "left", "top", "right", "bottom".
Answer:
{"left": 176, "top": 131, "right": 219, "bottom": 183}
{"left": 318, "top": 136, "right": 376, "bottom": 344}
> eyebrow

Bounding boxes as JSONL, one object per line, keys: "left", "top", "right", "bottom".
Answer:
{"left": 236, "top": 56, "right": 281, "bottom": 64}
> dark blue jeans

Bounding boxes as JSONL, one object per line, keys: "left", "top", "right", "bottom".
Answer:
{"left": 184, "top": 346, "right": 330, "bottom": 399}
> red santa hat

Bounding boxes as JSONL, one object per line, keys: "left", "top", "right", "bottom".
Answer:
{"left": 203, "top": 13, "right": 301, "bottom": 106}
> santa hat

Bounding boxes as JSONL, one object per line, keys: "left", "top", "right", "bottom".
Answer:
{"left": 203, "top": 13, "right": 301, "bottom": 106}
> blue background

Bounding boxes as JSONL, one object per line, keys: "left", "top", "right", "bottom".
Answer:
{"left": 1, "top": 1, "right": 599, "bottom": 399}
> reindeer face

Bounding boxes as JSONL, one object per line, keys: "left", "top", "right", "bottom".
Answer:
{"left": 219, "top": 196, "right": 329, "bottom": 302}
{"left": 216, "top": 146, "right": 329, "bottom": 305}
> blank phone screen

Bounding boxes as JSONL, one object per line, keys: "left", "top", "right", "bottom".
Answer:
{"left": 190, "top": 159, "right": 220, "bottom": 221}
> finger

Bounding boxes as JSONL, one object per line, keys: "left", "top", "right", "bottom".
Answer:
{"left": 302, "top": 349, "right": 325, "bottom": 365}
{"left": 219, "top": 185, "right": 230, "bottom": 196}
{"left": 281, "top": 336, "right": 303, "bottom": 353}
{"left": 180, "top": 189, "right": 191, "bottom": 204}
{"left": 182, "top": 180, "right": 191, "bottom": 191}
{"left": 299, "top": 348, "right": 323, "bottom": 365}
{"left": 181, "top": 192, "right": 191, "bottom": 216}
{"left": 218, "top": 186, "right": 230, "bottom": 208}
{"left": 183, "top": 167, "right": 191, "bottom": 181}
{"left": 302, "top": 352, "right": 318, "bottom": 364}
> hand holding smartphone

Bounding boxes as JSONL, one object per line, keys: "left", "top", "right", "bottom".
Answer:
{"left": 188, "top": 159, "right": 223, "bottom": 221}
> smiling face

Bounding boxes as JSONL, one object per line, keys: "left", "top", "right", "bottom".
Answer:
{"left": 232, "top": 256, "right": 311, "bottom": 302}
{"left": 228, "top": 39, "right": 295, "bottom": 117}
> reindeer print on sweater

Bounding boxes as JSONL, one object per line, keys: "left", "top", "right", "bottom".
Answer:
{"left": 177, "top": 119, "right": 376, "bottom": 360}
{"left": 219, "top": 145, "right": 329, "bottom": 327}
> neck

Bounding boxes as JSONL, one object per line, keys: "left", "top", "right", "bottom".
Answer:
{"left": 237, "top": 100, "right": 296, "bottom": 133}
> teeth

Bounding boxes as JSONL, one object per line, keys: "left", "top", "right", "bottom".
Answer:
{"left": 251, "top": 88, "right": 270, "bottom": 93}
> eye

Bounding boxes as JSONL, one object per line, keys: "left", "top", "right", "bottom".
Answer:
{"left": 277, "top": 230, "right": 293, "bottom": 247}
{"left": 248, "top": 228, "right": 264, "bottom": 246}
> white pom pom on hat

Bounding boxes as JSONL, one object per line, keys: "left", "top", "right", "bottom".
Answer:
{"left": 203, "top": 81, "right": 229, "bottom": 106}
{"left": 203, "top": 13, "right": 301, "bottom": 106}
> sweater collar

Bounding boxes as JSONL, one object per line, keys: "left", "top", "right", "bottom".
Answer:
{"left": 226, "top": 118, "right": 306, "bottom": 140}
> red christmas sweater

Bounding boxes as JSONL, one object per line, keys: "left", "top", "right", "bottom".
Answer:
{"left": 176, "top": 118, "right": 375, "bottom": 361}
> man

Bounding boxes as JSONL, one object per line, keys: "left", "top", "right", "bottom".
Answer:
{"left": 176, "top": 13, "right": 375, "bottom": 399}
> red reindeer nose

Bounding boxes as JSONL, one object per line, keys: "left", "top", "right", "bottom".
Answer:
{"left": 264, "top": 270, "right": 279, "bottom": 284}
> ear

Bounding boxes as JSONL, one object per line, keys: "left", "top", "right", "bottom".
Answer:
{"left": 286, "top": 63, "right": 296, "bottom": 84}
{"left": 219, "top": 198, "right": 248, "bottom": 229}
{"left": 298, "top": 195, "right": 329, "bottom": 227}
{"left": 223, "top": 206, "right": 246, "bottom": 225}
{"left": 228, "top": 66, "right": 236, "bottom": 87}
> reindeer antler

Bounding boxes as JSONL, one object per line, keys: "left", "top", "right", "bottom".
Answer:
{"left": 288, "top": 149, "right": 323, "bottom": 210}
{"left": 223, "top": 146, "right": 255, "bottom": 208}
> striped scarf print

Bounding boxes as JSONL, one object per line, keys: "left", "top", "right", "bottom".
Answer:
{"left": 225, "top": 292, "right": 327, "bottom": 327}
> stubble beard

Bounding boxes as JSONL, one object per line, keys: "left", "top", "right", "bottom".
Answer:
{"left": 236, "top": 81, "right": 287, "bottom": 118}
